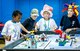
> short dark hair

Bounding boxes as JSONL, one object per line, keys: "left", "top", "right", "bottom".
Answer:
{"left": 12, "top": 10, "right": 22, "bottom": 17}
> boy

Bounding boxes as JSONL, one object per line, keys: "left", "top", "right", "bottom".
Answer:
{"left": 22, "top": 8, "right": 39, "bottom": 34}
{"left": 1, "top": 10, "right": 30, "bottom": 46}
{"left": 59, "top": 3, "right": 80, "bottom": 32}
{"left": 35, "top": 4, "right": 57, "bottom": 31}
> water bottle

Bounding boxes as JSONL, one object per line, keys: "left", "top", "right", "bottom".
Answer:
{"left": 31, "top": 34, "right": 37, "bottom": 49}
{"left": 41, "top": 33, "right": 45, "bottom": 41}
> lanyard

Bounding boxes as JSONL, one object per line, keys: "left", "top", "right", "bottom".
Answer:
{"left": 44, "top": 20, "right": 50, "bottom": 31}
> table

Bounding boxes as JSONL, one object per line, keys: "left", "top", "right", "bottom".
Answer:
{"left": 2, "top": 31, "right": 80, "bottom": 51}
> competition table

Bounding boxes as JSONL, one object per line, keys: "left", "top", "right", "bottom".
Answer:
{"left": 2, "top": 30, "right": 80, "bottom": 51}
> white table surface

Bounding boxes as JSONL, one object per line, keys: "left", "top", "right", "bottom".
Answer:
{"left": 13, "top": 34, "right": 80, "bottom": 49}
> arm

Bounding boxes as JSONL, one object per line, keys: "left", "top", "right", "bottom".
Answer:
{"left": 66, "top": 17, "right": 80, "bottom": 32}
{"left": 21, "top": 18, "right": 30, "bottom": 33}
{"left": 1, "top": 22, "right": 11, "bottom": 41}
{"left": 34, "top": 19, "right": 41, "bottom": 32}
{"left": 20, "top": 23, "right": 30, "bottom": 33}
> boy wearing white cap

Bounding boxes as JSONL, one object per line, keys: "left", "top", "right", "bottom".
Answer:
{"left": 22, "top": 8, "right": 39, "bottom": 34}
{"left": 35, "top": 4, "right": 57, "bottom": 31}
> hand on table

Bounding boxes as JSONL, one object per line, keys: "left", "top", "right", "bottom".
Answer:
{"left": 34, "top": 29, "right": 38, "bottom": 32}
{"left": 65, "top": 29, "right": 72, "bottom": 33}
{"left": 72, "top": 28, "right": 78, "bottom": 30}
{"left": 5, "top": 36, "right": 11, "bottom": 41}
{"left": 27, "top": 31, "right": 31, "bottom": 34}
{"left": 65, "top": 28, "right": 78, "bottom": 33}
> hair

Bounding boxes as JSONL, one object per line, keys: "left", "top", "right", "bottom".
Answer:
{"left": 43, "top": 11, "right": 50, "bottom": 15}
{"left": 12, "top": 10, "right": 22, "bottom": 17}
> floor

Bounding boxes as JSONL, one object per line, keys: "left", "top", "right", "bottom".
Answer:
{"left": 0, "top": 38, "right": 5, "bottom": 49}
{"left": 0, "top": 44, "right": 5, "bottom": 49}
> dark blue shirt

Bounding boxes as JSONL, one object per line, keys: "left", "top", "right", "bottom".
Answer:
{"left": 60, "top": 15, "right": 80, "bottom": 31}
{"left": 22, "top": 17, "right": 36, "bottom": 34}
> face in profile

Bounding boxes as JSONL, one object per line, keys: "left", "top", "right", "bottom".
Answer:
{"left": 13, "top": 14, "right": 22, "bottom": 22}
{"left": 68, "top": 8, "right": 74, "bottom": 17}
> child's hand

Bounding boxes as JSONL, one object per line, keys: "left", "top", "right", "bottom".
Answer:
{"left": 34, "top": 29, "right": 38, "bottom": 32}
{"left": 27, "top": 31, "right": 30, "bottom": 34}
{"left": 34, "top": 27, "right": 38, "bottom": 32}
{"left": 22, "top": 34, "right": 26, "bottom": 39}
{"left": 5, "top": 36, "right": 11, "bottom": 41}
